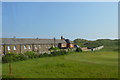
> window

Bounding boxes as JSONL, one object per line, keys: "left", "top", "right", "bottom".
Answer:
{"left": 28, "top": 45, "right": 31, "bottom": 49}
{"left": 7, "top": 46, "right": 11, "bottom": 50}
{"left": 24, "top": 45, "right": 27, "bottom": 49}
{"left": 13, "top": 46, "right": 17, "bottom": 50}
{"left": 34, "top": 45, "right": 37, "bottom": 49}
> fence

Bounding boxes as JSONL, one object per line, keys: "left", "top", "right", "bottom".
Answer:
{"left": 92, "top": 46, "right": 104, "bottom": 51}
{"left": 81, "top": 45, "right": 104, "bottom": 51}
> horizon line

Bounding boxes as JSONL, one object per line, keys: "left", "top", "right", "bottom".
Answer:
{"left": 1, "top": 37, "right": 118, "bottom": 41}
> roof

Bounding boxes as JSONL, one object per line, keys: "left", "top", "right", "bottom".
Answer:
{"left": 0, "top": 38, "right": 66, "bottom": 45}
{"left": 65, "top": 39, "right": 73, "bottom": 43}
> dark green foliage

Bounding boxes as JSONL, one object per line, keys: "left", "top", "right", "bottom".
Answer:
{"left": 51, "top": 51, "right": 67, "bottom": 56}
{"left": 40, "top": 53, "right": 49, "bottom": 57}
{"left": 76, "top": 48, "right": 82, "bottom": 52}
{"left": 2, "top": 53, "right": 28, "bottom": 63}
{"left": 24, "top": 51, "right": 36, "bottom": 59}
{"left": 15, "top": 54, "right": 28, "bottom": 61}
{"left": 48, "top": 54, "right": 53, "bottom": 57}
{"left": 2, "top": 53, "right": 15, "bottom": 63}
{"left": 2, "top": 52, "right": 37, "bottom": 63}
{"left": 2, "top": 51, "right": 70, "bottom": 63}
{"left": 49, "top": 46, "right": 60, "bottom": 51}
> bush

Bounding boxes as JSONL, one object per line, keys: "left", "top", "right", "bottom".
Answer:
{"left": 48, "top": 54, "right": 53, "bottom": 57}
{"left": 16, "top": 54, "right": 28, "bottom": 61}
{"left": 2, "top": 54, "right": 13, "bottom": 63}
{"left": 2, "top": 51, "right": 69, "bottom": 63}
{"left": 51, "top": 51, "right": 67, "bottom": 56}
{"left": 2, "top": 53, "right": 17, "bottom": 63}
{"left": 49, "top": 46, "right": 60, "bottom": 51}
{"left": 76, "top": 48, "right": 82, "bottom": 52}
{"left": 40, "top": 53, "right": 49, "bottom": 57}
{"left": 2, "top": 53, "right": 28, "bottom": 63}
{"left": 24, "top": 51, "right": 36, "bottom": 59}
{"left": 33, "top": 53, "right": 40, "bottom": 58}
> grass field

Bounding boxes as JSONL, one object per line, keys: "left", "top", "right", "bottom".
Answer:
{"left": 2, "top": 51, "right": 118, "bottom": 78}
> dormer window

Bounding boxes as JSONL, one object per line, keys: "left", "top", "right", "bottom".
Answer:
{"left": 7, "top": 46, "right": 11, "bottom": 50}
{"left": 24, "top": 45, "right": 27, "bottom": 49}
{"left": 28, "top": 45, "right": 31, "bottom": 49}
{"left": 13, "top": 46, "right": 17, "bottom": 50}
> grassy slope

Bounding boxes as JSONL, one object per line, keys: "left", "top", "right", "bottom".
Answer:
{"left": 2, "top": 51, "right": 118, "bottom": 78}
{"left": 74, "top": 39, "right": 118, "bottom": 52}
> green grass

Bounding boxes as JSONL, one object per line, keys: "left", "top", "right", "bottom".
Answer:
{"left": 2, "top": 51, "right": 118, "bottom": 78}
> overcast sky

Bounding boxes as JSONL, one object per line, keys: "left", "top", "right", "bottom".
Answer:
{"left": 2, "top": 2, "right": 118, "bottom": 40}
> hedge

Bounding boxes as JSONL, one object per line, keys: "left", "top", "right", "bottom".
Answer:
{"left": 76, "top": 48, "right": 82, "bottom": 52}
{"left": 2, "top": 50, "right": 70, "bottom": 63}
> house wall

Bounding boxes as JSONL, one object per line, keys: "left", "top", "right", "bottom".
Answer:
{"left": 20, "top": 45, "right": 33, "bottom": 53}
{"left": 0, "top": 45, "right": 2, "bottom": 54}
{"left": 67, "top": 43, "right": 74, "bottom": 48}
{"left": 58, "top": 43, "right": 67, "bottom": 49}
{"left": 1, "top": 44, "right": 57, "bottom": 54}
{"left": 1, "top": 40, "right": 74, "bottom": 54}
{"left": 69, "top": 44, "right": 74, "bottom": 48}
{"left": 2, "top": 45, "right": 21, "bottom": 54}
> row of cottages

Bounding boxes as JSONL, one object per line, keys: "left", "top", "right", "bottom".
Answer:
{"left": 0, "top": 37, "right": 74, "bottom": 54}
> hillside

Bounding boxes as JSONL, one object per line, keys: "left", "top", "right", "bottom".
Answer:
{"left": 74, "top": 39, "right": 118, "bottom": 51}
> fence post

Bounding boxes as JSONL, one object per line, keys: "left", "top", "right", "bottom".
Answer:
{"left": 9, "top": 63, "right": 12, "bottom": 75}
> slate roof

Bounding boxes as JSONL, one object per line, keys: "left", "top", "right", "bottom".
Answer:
{"left": 65, "top": 39, "right": 74, "bottom": 43}
{"left": 0, "top": 38, "right": 66, "bottom": 45}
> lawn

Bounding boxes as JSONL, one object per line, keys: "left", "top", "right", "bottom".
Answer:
{"left": 2, "top": 51, "right": 118, "bottom": 78}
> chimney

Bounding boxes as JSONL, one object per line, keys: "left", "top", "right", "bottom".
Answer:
{"left": 61, "top": 36, "right": 65, "bottom": 40}
{"left": 61, "top": 36, "right": 63, "bottom": 40}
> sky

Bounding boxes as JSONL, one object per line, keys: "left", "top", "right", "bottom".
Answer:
{"left": 2, "top": 2, "right": 118, "bottom": 40}
{"left": 1, "top": 0, "right": 119, "bottom": 2}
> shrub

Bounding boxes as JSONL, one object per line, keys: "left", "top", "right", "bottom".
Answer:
{"left": 2, "top": 53, "right": 17, "bottom": 63}
{"left": 24, "top": 51, "right": 36, "bottom": 59}
{"left": 59, "top": 51, "right": 67, "bottom": 55}
{"left": 51, "top": 52, "right": 57, "bottom": 56}
{"left": 2, "top": 55, "right": 12, "bottom": 63}
{"left": 49, "top": 46, "right": 60, "bottom": 51}
{"left": 33, "top": 53, "right": 40, "bottom": 58}
{"left": 48, "top": 54, "right": 53, "bottom": 57}
{"left": 16, "top": 54, "right": 28, "bottom": 61}
{"left": 51, "top": 51, "right": 67, "bottom": 56}
{"left": 2, "top": 53, "right": 29, "bottom": 63}
{"left": 41, "top": 53, "right": 49, "bottom": 57}
{"left": 76, "top": 48, "right": 82, "bottom": 52}
{"left": 2, "top": 51, "right": 69, "bottom": 63}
